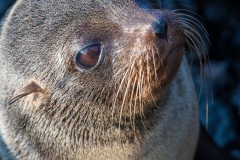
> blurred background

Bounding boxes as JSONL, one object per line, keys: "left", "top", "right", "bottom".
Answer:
{"left": 0, "top": 0, "right": 240, "bottom": 159}
{"left": 159, "top": 0, "right": 240, "bottom": 159}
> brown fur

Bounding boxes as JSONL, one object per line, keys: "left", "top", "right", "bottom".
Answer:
{"left": 0, "top": 0, "right": 201, "bottom": 159}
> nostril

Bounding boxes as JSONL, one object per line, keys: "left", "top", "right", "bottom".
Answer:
{"left": 151, "top": 17, "right": 168, "bottom": 39}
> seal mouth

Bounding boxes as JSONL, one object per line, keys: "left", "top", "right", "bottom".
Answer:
{"left": 163, "top": 46, "right": 184, "bottom": 66}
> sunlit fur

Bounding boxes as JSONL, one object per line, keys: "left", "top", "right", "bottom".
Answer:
{"left": 0, "top": 0, "right": 207, "bottom": 159}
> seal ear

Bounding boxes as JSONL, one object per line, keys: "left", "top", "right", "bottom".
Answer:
{"left": 8, "top": 81, "right": 44, "bottom": 105}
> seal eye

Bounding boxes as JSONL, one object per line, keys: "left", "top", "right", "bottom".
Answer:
{"left": 75, "top": 44, "right": 101, "bottom": 70}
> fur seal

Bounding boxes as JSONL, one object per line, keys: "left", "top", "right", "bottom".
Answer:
{"left": 0, "top": 0, "right": 206, "bottom": 159}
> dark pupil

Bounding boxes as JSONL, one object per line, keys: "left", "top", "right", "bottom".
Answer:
{"left": 76, "top": 44, "right": 101, "bottom": 69}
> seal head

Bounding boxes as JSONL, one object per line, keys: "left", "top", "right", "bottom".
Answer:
{"left": 0, "top": 0, "right": 200, "bottom": 159}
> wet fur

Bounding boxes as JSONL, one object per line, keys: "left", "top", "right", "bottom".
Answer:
{"left": 0, "top": 0, "right": 204, "bottom": 159}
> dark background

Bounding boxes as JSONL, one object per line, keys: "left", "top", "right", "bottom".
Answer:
{"left": 161, "top": 0, "right": 240, "bottom": 159}
{"left": 1, "top": 0, "right": 240, "bottom": 159}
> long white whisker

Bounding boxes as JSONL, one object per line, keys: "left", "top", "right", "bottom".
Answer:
{"left": 111, "top": 68, "right": 130, "bottom": 129}
{"left": 118, "top": 58, "right": 137, "bottom": 129}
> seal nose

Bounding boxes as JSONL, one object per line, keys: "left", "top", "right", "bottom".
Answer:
{"left": 151, "top": 17, "right": 168, "bottom": 39}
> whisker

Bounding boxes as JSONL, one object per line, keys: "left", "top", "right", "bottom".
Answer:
{"left": 182, "top": 24, "right": 207, "bottom": 96}
{"left": 129, "top": 76, "right": 137, "bottom": 125}
{"left": 111, "top": 68, "right": 130, "bottom": 130}
{"left": 172, "top": 9, "right": 206, "bottom": 21}
{"left": 177, "top": 13, "right": 209, "bottom": 36}
{"left": 118, "top": 57, "right": 137, "bottom": 130}
{"left": 139, "top": 63, "right": 148, "bottom": 131}
{"left": 152, "top": 46, "right": 158, "bottom": 81}
{"left": 174, "top": 9, "right": 211, "bottom": 129}
{"left": 146, "top": 52, "right": 150, "bottom": 85}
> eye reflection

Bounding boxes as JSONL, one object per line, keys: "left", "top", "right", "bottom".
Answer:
{"left": 75, "top": 44, "right": 101, "bottom": 70}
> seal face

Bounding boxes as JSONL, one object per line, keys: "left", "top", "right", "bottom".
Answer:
{"left": 0, "top": 0, "right": 205, "bottom": 159}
